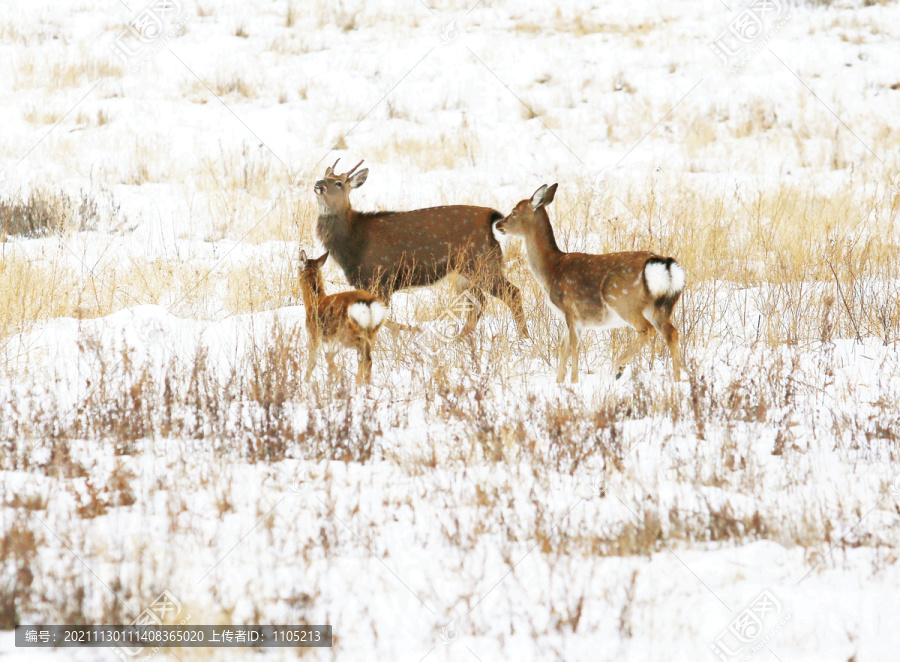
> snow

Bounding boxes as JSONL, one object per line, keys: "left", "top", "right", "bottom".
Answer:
{"left": 1, "top": 0, "right": 900, "bottom": 660}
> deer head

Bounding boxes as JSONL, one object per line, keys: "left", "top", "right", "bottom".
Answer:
{"left": 495, "top": 183, "right": 558, "bottom": 237}
{"left": 313, "top": 159, "right": 369, "bottom": 215}
{"left": 298, "top": 249, "right": 330, "bottom": 293}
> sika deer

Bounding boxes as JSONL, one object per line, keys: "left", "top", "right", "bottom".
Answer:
{"left": 314, "top": 159, "right": 528, "bottom": 337}
{"left": 297, "top": 250, "right": 387, "bottom": 384}
{"left": 495, "top": 184, "right": 685, "bottom": 382}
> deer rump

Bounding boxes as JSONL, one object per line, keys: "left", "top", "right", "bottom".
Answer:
{"left": 551, "top": 252, "right": 685, "bottom": 327}
{"left": 320, "top": 207, "right": 504, "bottom": 296}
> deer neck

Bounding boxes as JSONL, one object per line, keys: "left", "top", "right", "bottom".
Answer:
{"left": 523, "top": 210, "right": 563, "bottom": 289}
{"left": 316, "top": 201, "right": 354, "bottom": 246}
{"left": 316, "top": 202, "right": 362, "bottom": 282}
{"left": 300, "top": 275, "right": 327, "bottom": 326}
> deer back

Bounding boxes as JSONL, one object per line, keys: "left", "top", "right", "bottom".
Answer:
{"left": 345, "top": 207, "right": 502, "bottom": 291}
{"left": 314, "top": 160, "right": 502, "bottom": 295}
{"left": 552, "top": 252, "right": 662, "bottom": 327}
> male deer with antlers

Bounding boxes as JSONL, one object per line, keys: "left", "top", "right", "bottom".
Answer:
{"left": 314, "top": 159, "right": 528, "bottom": 337}
{"left": 297, "top": 250, "right": 387, "bottom": 384}
{"left": 495, "top": 184, "right": 685, "bottom": 382}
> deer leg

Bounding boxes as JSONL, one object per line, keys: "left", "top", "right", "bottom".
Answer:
{"left": 656, "top": 320, "right": 683, "bottom": 381}
{"left": 614, "top": 328, "right": 653, "bottom": 379}
{"left": 556, "top": 334, "right": 570, "bottom": 383}
{"left": 355, "top": 347, "right": 365, "bottom": 385}
{"left": 325, "top": 349, "right": 338, "bottom": 381}
{"left": 356, "top": 341, "right": 373, "bottom": 384}
{"left": 441, "top": 271, "right": 481, "bottom": 339}
{"left": 568, "top": 324, "right": 582, "bottom": 383}
{"left": 459, "top": 287, "right": 486, "bottom": 338}
{"left": 557, "top": 318, "right": 579, "bottom": 383}
{"left": 644, "top": 304, "right": 684, "bottom": 381}
{"left": 486, "top": 277, "right": 528, "bottom": 338}
{"left": 304, "top": 337, "right": 320, "bottom": 382}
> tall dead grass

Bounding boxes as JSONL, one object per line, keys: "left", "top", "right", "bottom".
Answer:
{"left": 3, "top": 176, "right": 898, "bottom": 373}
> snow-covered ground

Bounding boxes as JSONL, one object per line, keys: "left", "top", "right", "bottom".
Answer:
{"left": 2, "top": 0, "right": 900, "bottom": 660}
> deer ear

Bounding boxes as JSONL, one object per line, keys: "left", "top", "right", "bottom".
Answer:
{"left": 315, "top": 252, "right": 329, "bottom": 267}
{"left": 531, "top": 183, "right": 558, "bottom": 209}
{"left": 299, "top": 249, "right": 308, "bottom": 265}
{"left": 531, "top": 185, "right": 549, "bottom": 209}
{"left": 348, "top": 168, "right": 368, "bottom": 189}
{"left": 544, "top": 183, "right": 558, "bottom": 206}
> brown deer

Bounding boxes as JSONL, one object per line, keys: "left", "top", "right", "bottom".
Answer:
{"left": 297, "top": 250, "right": 387, "bottom": 384}
{"left": 495, "top": 184, "right": 685, "bottom": 383}
{"left": 314, "top": 159, "right": 528, "bottom": 337}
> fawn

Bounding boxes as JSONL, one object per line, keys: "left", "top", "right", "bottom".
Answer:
{"left": 314, "top": 159, "right": 528, "bottom": 337}
{"left": 495, "top": 184, "right": 685, "bottom": 382}
{"left": 297, "top": 250, "right": 387, "bottom": 384}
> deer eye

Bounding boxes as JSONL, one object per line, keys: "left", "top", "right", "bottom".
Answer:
{"left": 334, "top": 181, "right": 343, "bottom": 188}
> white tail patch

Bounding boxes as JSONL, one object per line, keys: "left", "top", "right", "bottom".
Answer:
{"left": 347, "top": 302, "right": 371, "bottom": 328}
{"left": 670, "top": 262, "right": 686, "bottom": 291}
{"left": 644, "top": 260, "right": 685, "bottom": 298}
{"left": 369, "top": 301, "right": 387, "bottom": 328}
{"left": 348, "top": 301, "right": 387, "bottom": 329}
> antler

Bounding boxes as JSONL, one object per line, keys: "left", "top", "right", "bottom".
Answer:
{"left": 325, "top": 158, "right": 340, "bottom": 176}
{"left": 345, "top": 160, "right": 364, "bottom": 177}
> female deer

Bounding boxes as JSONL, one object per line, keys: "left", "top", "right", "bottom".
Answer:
{"left": 495, "top": 184, "right": 685, "bottom": 383}
{"left": 297, "top": 250, "right": 387, "bottom": 384}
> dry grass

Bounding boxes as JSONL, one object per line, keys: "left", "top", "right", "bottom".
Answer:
{"left": 14, "top": 52, "right": 124, "bottom": 90}
{"left": 1, "top": 179, "right": 897, "bottom": 642}
{"left": 22, "top": 105, "right": 64, "bottom": 125}
{"left": 368, "top": 134, "right": 479, "bottom": 171}
{"left": 2, "top": 312, "right": 896, "bottom": 560}
{"left": 3, "top": 177, "right": 898, "bottom": 349}
{"left": 75, "top": 108, "right": 110, "bottom": 128}
{"left": 208, "top": 75, "right": 256, "bottom": 99}
{"left": 4, "top": 2, "right": 899, "bottom": 651}
{"left": 120, "top": 135, "right": 173, "bottom": 185}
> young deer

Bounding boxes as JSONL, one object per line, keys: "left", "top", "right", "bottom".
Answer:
{"left": 314, "top": 159, "right": 528, "bottom": 337}
{"left": 495, "top": 184, "right": 685, "bottom": 383}
{"left": 297, "top": 250, "right": 387, "bottom": 384}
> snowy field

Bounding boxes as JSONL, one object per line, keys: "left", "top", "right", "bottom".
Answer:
{"left": 2, "top": 0, "right": 900, "bottom": 660}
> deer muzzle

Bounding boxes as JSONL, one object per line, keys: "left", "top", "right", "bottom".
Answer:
{"left": 494, "top": 217, "right": 508, "bottom": 234}
{"left": 314, "top": 180, "right": 326, "bottom": 195}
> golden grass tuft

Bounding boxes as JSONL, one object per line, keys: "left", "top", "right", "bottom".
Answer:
{"left": 15, "top": 52, "right": 124, "bottom": 90}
